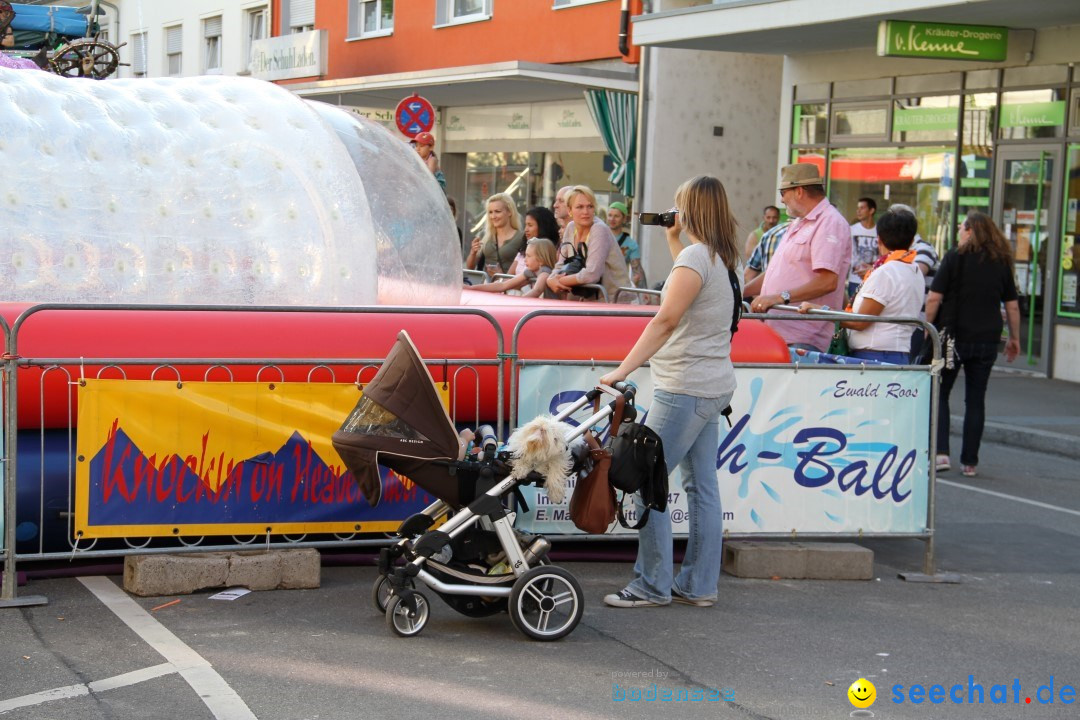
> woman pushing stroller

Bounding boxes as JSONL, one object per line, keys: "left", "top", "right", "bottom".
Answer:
{"left": 600, "top": 175, "right": 740, "bottom": 609}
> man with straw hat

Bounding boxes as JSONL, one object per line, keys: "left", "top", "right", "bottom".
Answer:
{"left": 747, "top": 163, "right": 850, "bottom": 353}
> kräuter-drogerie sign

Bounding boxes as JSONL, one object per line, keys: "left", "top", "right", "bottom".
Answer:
{"left": 877, "top": 20, "right": 1008, "bottom": 62}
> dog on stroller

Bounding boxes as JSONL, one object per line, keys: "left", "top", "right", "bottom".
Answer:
{"left": 332, "top": 330, "right": 636, "bottom": 640}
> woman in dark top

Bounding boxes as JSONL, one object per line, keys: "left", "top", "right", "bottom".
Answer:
{"left": 925, "top": 212, "right": 1020, "bottom": 478}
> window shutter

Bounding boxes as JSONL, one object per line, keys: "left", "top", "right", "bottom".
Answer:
{"left": 166, "top": 26, "right": 182, "bottom": 54}
{"left": 131, "top": 33, "right": 146, "bottom": 73}
{"left": 204, "top": 16, "right": 222, "bottom": 38}
{"left": 290, "top": 0, "right": 315, "bottom": 27}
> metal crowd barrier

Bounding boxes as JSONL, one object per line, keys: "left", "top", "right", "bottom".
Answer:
{"left": 614, "top": 287, "right": 660, "bottom": 304}
{"left": 0, "top": 301, "right": 949, "bottom": 608}
{"left": 0, "top": 305, "right": 505, "bottom": 604}
{"left": 509, "top": 306, "right": 945, "bottom": 578}
{"left": 462, "top": 269, "right": 489, "bottom": 285}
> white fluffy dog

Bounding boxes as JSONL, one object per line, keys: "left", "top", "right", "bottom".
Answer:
{"left": 506, "top": 416, "right": 582, "bottom": 504}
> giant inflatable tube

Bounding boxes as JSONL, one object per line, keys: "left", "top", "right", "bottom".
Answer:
{"left": 2, "top": 293, "right": 789, "bottom": 428}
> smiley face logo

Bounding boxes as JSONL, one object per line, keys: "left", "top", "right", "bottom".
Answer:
{"left": 848, "top": 678, "right": 876, "bottom": 708}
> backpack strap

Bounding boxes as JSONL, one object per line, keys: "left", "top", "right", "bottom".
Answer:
{"left": 727, "top": 267, "right": 742, "bottom": 335}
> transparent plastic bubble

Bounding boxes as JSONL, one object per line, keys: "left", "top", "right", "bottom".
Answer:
{"left": 0, "top": 68, "right": 379, "bottom": 306}
{"left": 305, "top": 102, "right": 461, "bottom": 305}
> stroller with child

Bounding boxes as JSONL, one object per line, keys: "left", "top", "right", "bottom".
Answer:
{"left": 332, "top": 330, "right": 635, "bottom": 640}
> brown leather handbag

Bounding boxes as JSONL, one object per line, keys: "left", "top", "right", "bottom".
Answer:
{"left": 568, "top": 430, "right": 616, "bottom": 534}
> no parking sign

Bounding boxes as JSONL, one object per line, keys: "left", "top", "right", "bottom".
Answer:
{"left": 395, "top": 94, "right": 435, "bottom": 138}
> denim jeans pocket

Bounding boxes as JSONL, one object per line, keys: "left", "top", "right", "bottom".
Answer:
{"left": 693, "top": 395, "right": 725, "bottom": 420}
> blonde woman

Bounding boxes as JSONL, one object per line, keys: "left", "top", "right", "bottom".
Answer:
{"left": 546, "top": 185, "right": 630, "bottom": 301}
{"left": 599, "top": 175, "right": 740, "bottom": 609}
{"left": 465, "top": 193, "right": 525, "bottom": 275}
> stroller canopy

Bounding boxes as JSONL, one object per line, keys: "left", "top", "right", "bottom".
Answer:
{"left": 333, "top": 331, "right": 461, "bottom": 507}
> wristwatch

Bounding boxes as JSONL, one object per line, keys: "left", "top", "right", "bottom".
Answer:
{"left": 780, "top": 290, "right": 791, "bottom": 304}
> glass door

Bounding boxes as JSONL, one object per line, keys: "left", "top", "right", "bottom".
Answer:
{"left": 1059, "top": 145, "right": 1080, "bottom": 320}
{"left": 993, "top": 145, "right": 1062, "bottom": 372}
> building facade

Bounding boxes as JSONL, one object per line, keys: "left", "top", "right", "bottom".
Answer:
{"left": 636, "top": 0, "right": 1080, "bottom": 382}
{"left": 265, "top": 0, "right": 643, "bottom": 242}
{"left": 108, "top": 0, "right": 269, "bottom": 79}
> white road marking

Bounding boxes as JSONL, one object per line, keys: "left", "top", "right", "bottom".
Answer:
{"left": 0, "top": 663, "right": 173, "bottom": 713}
{"left": 938, "top": 479, "right": 1080, "bottom": 518}
{"left": 78, "top": 576, "right": 258, "bottom": 720}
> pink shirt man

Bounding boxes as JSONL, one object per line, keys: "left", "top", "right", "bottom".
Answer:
{"left": 760, "top": 198, "right": 851, "bottom": 350}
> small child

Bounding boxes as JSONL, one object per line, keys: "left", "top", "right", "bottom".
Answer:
{"left": 467, "top": 238, "right": 558, "bottom": 299}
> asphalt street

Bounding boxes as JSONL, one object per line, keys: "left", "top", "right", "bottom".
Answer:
{"left": 1, "top": 438, "right": 1077, "bottom": 720}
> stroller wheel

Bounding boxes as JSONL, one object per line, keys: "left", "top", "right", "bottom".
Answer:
{"left": 385, "top": 592, "right": 430, "bottom": 637}
{"left": 509, "top": 566, "right": 583, "bottom": 642}
{"left": 371, "top": 575, "right": 392, "bottom": 613}
{"left": 371, "top": 575, "right": 414, "bottom": 614}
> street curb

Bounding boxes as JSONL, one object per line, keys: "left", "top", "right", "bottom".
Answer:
{"left": 950, "top": 415, "right": 1080, "bottom": 460}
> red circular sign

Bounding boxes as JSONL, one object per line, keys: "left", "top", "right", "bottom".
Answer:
{"left": 395, "top": 94, "right": 435, "bottom": 138}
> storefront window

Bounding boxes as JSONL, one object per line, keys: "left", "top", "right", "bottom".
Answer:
{"left": 831, "top": 103, "right": 888, "bottom": 140}
{"left": 827, "top": 147, "right": 955, "bottom": 250}
{"left": 999, "top": 88, "right": 1067, "bottom": 140}
{"left": 1070, "top": 89, "right": 1080, "bottom": 137}
{"left": 791, "top": 147, "right": 825, "bottom": 221}
{"left": 792, "top": 104, "right": 828, "bottom": 145}
{"left": 1060, "top": 145, "right": 1080, "bottom": 318}
{"left": 892, "top": 95, "right": 960, "bottom": 143}
{"left": 957, "top": 93, "right": 997, "bottom": 228}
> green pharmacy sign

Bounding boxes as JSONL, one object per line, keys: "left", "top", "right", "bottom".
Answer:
{"left": 894, "top": 106, "right": 959, "bottom": 133}
{"left": 877, "top": 21, "right": 1008, "bottom": 62}
{"left": 1000, "top": 101, "right": 1066, "bottom": 128}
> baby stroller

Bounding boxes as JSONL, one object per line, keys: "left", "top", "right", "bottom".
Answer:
{"left": 332, "top": 330, "right": 635, "bottom": 641}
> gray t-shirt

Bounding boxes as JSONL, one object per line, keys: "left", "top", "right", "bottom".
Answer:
{"left": 649, "top": 243, "right": 738, "bottom": 398}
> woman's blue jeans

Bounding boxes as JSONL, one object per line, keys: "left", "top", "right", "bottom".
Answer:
{"left": 627, "top": 388, "right": 733, "bottom": 604}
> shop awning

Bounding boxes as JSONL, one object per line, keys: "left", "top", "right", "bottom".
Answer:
{"left": 286, "top": 60, "right": 638, "bottom": 109}
{"left": 799, "top": 154, "right": 948, "bottom": 183}
{"left": 631, "top": 0, "right": 1080, "bottom": 53}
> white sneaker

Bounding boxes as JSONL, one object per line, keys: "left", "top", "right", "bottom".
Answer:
{"left": 603, "top": 588, "right": 663, "bottom": 608}
{"left": 935, "top": 455, "right": 951, "bottom": 472}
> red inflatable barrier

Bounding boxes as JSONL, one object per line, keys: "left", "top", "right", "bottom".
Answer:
{"left": 1, "top": 294, "right": 789, "bottom": 428}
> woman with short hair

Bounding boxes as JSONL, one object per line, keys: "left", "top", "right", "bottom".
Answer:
{"left": 797, "top": 210, "right": 924, "bottom": 365}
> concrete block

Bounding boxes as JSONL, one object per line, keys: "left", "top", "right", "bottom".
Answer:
{"left": 124, "top": 554, "right": 229, "bottom": 597}
{"left": 722, "top": 541, "right": 873, "bottom": 581}
{"left": 802, "top": 543, "right": 874, "bottom": 580}
{"left": 277, "top": 549, "right": 321, "bottom": 589}
{"left": 227, "top": 551, "right": 283, "bottom": 591}
{"left": 123, "top": 549, "right": 321, "bottom": 597}
{"left": 723, "top": 541, "right": 806, "bottom": 579}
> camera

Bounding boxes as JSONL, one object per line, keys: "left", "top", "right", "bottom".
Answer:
{"left": 638, "top": 210, "right": 678, "bottom": 228}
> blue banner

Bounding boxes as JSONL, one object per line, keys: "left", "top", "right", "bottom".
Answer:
{"left": 515, "top": 364, "right": 931, "bottom": 536}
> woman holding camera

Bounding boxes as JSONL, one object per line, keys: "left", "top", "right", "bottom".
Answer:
{"left": 599, "top": 175, "right": 740, "bottom": 609}
{"left": 546, "top": 185, "right": 630, "bottom": 301}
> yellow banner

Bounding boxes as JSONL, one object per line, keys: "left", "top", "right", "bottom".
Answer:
{"left": 75, "top": 380, "right": 448, "bottom": 538}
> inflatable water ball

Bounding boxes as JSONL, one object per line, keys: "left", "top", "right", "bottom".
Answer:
{"left": 0, "top": 68, "right": 461, "bottom": 306}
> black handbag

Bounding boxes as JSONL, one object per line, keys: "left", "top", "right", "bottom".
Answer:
{"left": 596, "top": 386, "right": 668, "bottom": 530}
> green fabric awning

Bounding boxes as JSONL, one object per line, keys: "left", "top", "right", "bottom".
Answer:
{"left": 584, "top": 89, "right": 637, "bottom": 197}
